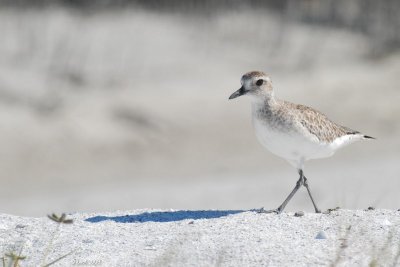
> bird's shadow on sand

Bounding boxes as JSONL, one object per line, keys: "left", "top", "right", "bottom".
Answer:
{"left": 85, "top": 210, "right": 247, "bottom": 223}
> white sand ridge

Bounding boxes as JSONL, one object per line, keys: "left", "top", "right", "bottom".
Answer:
{"left": 1, "top": 209, "right": 400, "bottom": 266}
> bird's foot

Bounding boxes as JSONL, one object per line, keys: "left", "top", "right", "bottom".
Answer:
{"left": 315, "top": 208, "right": 322, "bottom": 213}
{"left": 256, "top": 207, "right": 282, "bottom": 214}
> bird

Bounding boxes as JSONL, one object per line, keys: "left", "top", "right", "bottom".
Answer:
{"left": 229, "top": 71, "right": 374, "bottom": 214}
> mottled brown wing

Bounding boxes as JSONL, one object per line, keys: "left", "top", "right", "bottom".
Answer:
{"left": 294, "top": 104, "right": 353, "bottom": 143}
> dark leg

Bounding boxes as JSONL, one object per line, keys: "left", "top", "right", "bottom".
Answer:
{"left": 259, "top": 174, "right": 304, "bottom": 214}
{"left": 300, "top": 170, "right": 321, "bottom": 213}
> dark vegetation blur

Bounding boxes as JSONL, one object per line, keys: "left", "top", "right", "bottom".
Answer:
{"left": 3, "top": 0, "right": 400, "bottom": 56}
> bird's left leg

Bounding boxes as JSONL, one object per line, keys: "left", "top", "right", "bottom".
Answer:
{"left": 299, "top": 169, "right": 321, "bottom": 213}
{"left": 258, "top": 173, "right": 304, "bottom": 214}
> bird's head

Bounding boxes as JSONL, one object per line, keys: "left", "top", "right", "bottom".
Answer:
{"left": 229, "top": 71, "right": 273, "bottom": 101}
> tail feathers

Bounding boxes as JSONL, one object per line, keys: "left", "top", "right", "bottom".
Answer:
{"left": 346, "top": 130, "right": 376, "bottom": 140}
{"left": 363, "top": 135, "right": 376, "bottom": 140}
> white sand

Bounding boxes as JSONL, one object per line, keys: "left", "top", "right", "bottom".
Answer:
{"left": 1, "top": 209, "right": 400, "bottom": 266}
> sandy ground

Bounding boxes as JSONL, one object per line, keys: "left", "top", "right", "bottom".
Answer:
{"left": 1, "top": 209, "right": 400, "bottom": 266}
{"left": 0, "top": 8, "right": 399, "bottom": 216}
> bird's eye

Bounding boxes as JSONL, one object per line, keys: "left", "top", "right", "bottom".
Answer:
{"left": 256, "top": 79, "right": 264, "bottom": 86}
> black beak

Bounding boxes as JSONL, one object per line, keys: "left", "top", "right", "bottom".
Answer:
{"left": 229, "top": 86, "right": 245, "bottom": 100}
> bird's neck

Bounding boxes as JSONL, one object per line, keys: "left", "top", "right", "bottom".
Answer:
{"left": 251, "top": 93, "right": 277, "bottom": 109}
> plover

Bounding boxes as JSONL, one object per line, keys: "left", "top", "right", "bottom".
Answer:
{"left": 229, "top": 71, "right": 374, "bottom": 213}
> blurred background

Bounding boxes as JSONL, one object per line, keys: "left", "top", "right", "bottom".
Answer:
{"left": 0, "top": 0, "right": 399, "bottom": 216}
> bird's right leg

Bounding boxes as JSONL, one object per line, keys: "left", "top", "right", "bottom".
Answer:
{"left": 259, "top": 174, "right": 304, "bottom": 214}
{"left": 300, "top": 170, "right": 321, "bottom": 213}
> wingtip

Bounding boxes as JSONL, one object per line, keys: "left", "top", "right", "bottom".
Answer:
{"left": 363, "top": 135, "right": 376, "bottom": 140}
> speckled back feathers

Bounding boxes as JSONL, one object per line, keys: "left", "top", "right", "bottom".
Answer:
{"left": 254, "top": 99, "right": 362, "bottom": 143}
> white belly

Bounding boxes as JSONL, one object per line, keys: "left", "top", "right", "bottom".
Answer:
{"left": 252, "top": 118, "right": 334, "bottom": 165}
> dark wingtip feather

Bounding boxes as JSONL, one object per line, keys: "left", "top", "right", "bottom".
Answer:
{"left": 363, "top": 135, "right": 376, "bottom": 139}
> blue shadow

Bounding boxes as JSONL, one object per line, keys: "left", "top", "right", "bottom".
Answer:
{"left": 85, "top": 210, "right": 247, "bottom": 223}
